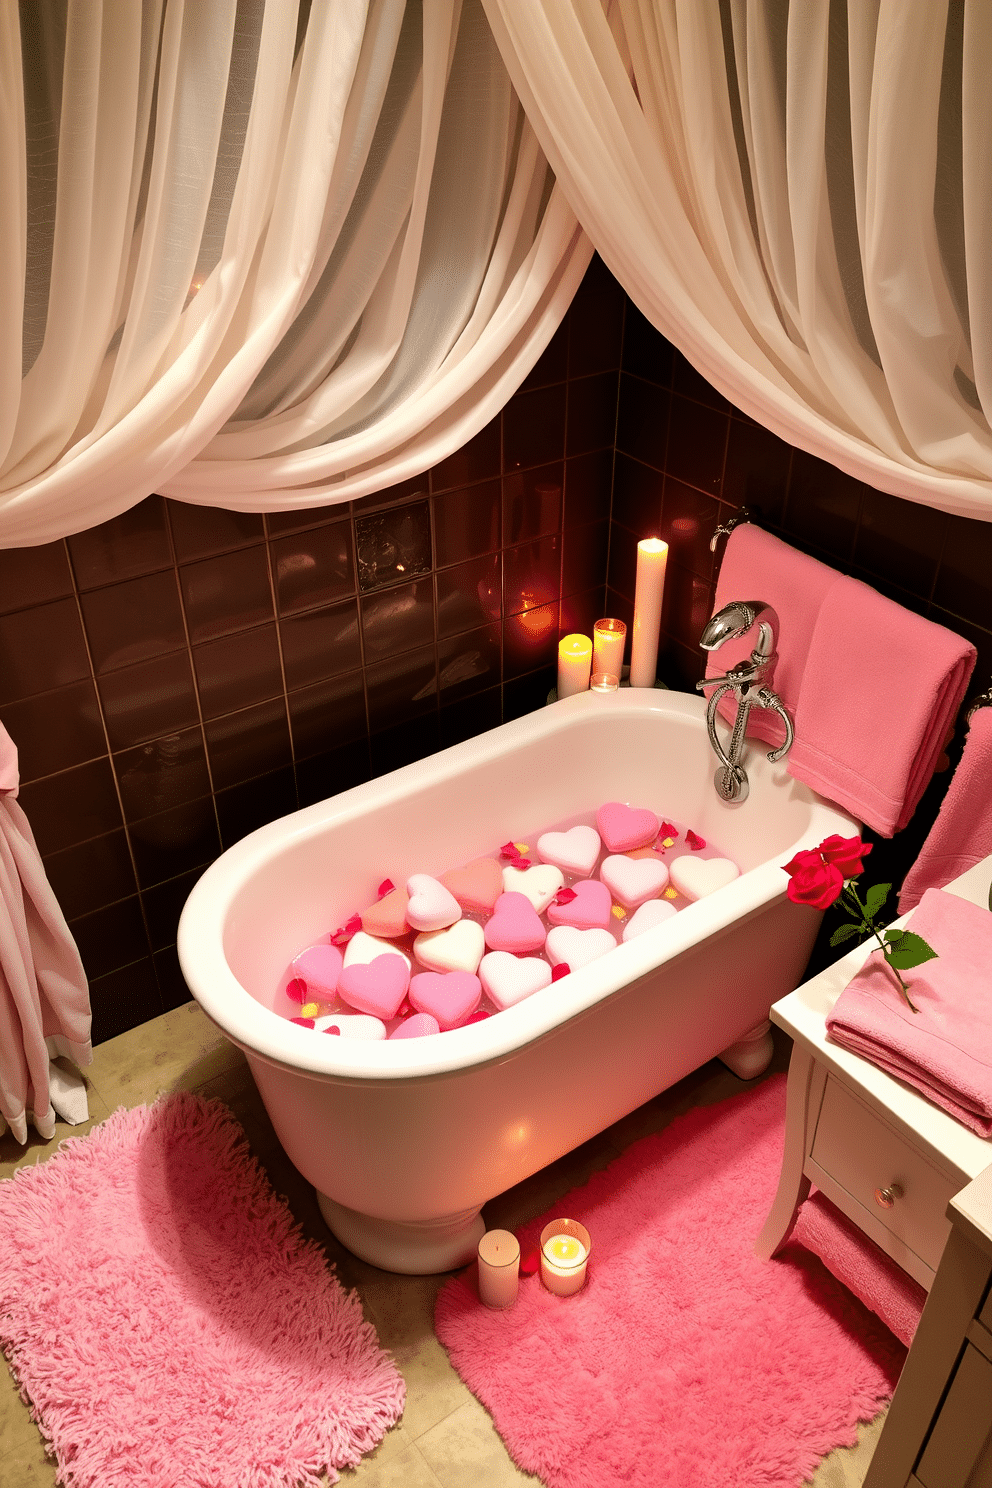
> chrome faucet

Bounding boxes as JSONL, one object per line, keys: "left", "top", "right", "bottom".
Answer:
{"left": 695, "top": 601, "right": 794, "bottom": 802}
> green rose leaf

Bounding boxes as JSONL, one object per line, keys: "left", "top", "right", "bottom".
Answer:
{"left": 884, "top": 932, "right": 939, "bottom": 970}
{"left": 829, "top": 923, "right": 861, "bottom": 947}
{"left": 864, "top": 883, "right": 891, "bottom": 919}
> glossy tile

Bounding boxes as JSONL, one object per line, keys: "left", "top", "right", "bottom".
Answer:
{"left": 279, "top": 597, "right": 361, "bottom": 691}
{"left": 0, "top": 597, "right": 90, "bottom": 705}
{"left": 562, "top": 521, "right": 609, "bottom": 598}
{"left": 437, "top": 624, "right": 501, "bottom": 705}
{"left": 567, "top": 261, "right": 625, "bottom": 379}
{"left": 204, "top": 697, "right": 293, "bottom": 790}
{"left": 563, "top": 447, "right": 613, "bottom": 528}
{"left": 180, "top": 545, "right": 274, "bottom": 643}
{"left": 80, "top": 569, "right": 186, "bottom": 673}
{"left": 621, "top": 299, "right": 673, "bottom": 386}
{"left": 784, "top": 451, "right": 864, "bottom": 564}
{"left": 502, "top": 663, "right": 557, "bottom": 720}
{"left": 127, "top": 795, "right": 220, "bottom": 890}
{"left": 611, "top": 451, "right": 663, "bottom": 537}
{"left": 502, "top": 383, "right": 566, "bottom": 472}
{"left": 436, "top": 554, "right": 501, "bottom": 639}
{"left": 722, "top": 415, "right": 793, "bottom": 528}
{"left": 560, "top": 585, "right": 608, "bottom": 640}
{"left": 295, "top": 738, "right": 370, "bottom": 807}
{"left": 369, "top": 714, "right": 441, "bottom": 776}
{"left": 166, "top": 501, "right": 264, "bottom": 562}
{"left": 502, "top": 462, "right": 563, "bottom": 546}
{"left": 430, "top": 417, "right": 500, "bottom": 494}
{"left": 87, "top": 957, "right": 163, "bottom": 1044}
{"left": 606, "top": 521, "right": 639, "bottom": 602}
{"left": 193, "top": 623, "right": 283, "bottom": 719}
{"left": 671, "top": 348, "right": 730, "bottom": 411}
{"left": 0, "top": 679, "right": 105, "bottom": 782}
{"left": 433, "top": 481, "right": 501, "bottom": 567}
{"left": 141, "top": 867, "right": 205, "bottom": 951}
{"left": 929, "top": 509, "right": 992, "bottom": 626}
{"left": 0, "top": 538, "right": 73, "bottom": 615}
{"left": 361, "top": 579, "right": 434, "bottom": 663}
{"left": 272, "top": 521, "right": 355, "bottom": 615}
{"left": 215, "top": 765, "right": 298, "bottom": 848}
{"left": 665, "top": 393, "right": 729, "bottom": 496}
{"left": 97, "top": 651, "right": 200, "bottom": 750}
{"left": 855, "top": 490, "right": 947, "bottom": 601}
{"left": 69, "top": 896, "right": 151, "bottom": 980}
{"left": 615, "top": 374, "right": 670, "bottom": 471}
{"left": 351, "top": 476, "right": 427, "bottom": 518}
{"left": 662, "top": 478, "right": 720, "bottom": 580}
{"left": 17, "top": 757, "right": 124, "bottom": 856}
{"left": 42, "top": 829, "right": 138, "bottom": 923}
{"left": 518, "top": 317, "right": 568, "bottom": 391}
{"left": 502, "top": 603, "right": 558, "bottom": 681}
{"left": 355, "top": 499, "right": 431, "bottom": 593}
{"left": 365, "top": 645, "right": 437, "bottom": 731}
{"left": 154, "top": 944, "right": 193, "bottom": 1011}
{"left": 68, "top": 496, "right": 173, "bottom": 590}
{"left": 438, "top": 686, "right": 502, "bottom": 748}
{"left": 565, "top": 370, "right": 620, "bottom": 457}
{"left": 503, "top": 535, "right": 561, "bottom": 618}
{"left": 114, "top": 727, "right": 211, "bottom": 823}
{"left": 287, "top": 669, "right": 368, "bottom": 758}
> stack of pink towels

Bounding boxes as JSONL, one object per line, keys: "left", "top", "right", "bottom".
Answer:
{"left": 826, "top": 887, "right": 992, "bottom": 1137}
{"left": 707, "top": 526, "right": 976, "bottom": 836}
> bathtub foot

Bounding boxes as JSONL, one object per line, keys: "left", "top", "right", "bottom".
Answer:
{"left": 718, "top": 1019, "right": 774, "bottom": 1080}
{"left": 316, "top": 1192, "right": 486, "bottom": 1275}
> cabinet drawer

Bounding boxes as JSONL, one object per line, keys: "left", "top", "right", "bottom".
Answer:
{"left": 810, "top": 1076, "right": 957, "bottom": 1273}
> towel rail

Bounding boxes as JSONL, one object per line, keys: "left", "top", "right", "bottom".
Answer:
{"left": 965, "top": 683, "right": 992, "bottom": 721}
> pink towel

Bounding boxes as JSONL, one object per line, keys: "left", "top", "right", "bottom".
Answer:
{"left": 0, "top": 721, "right": 18, "bottom": 796}
{"left": 826, "top": 887, "right": 992, "bottom": 1137}
{"left": 787, "top": 578, "right": 975, "bottom": 836}
{"left": 706, "top": 525, "right": 837, "bottom": 749}
{"left": 899, "top": 706, "right": 992, "bottom": 913}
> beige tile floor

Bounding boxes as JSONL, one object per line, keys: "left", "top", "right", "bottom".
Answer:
{"left": 1, "top": 1003, "right": 887, "bottom": 1487}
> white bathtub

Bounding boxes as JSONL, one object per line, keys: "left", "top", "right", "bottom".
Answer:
{"left": 178, "top": 688, "right": 856, "bottom": 1273}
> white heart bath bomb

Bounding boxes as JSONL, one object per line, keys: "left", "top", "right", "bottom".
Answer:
{"left": 622, "top": 899, "right": 678, "bottom": 942}
{"left": 413, "top": 919, "right": 486, "bottom": 974}
{"left": 405, "top": 873, "right": 462, "bottom": 931}
{"left": 478, "top": 952, "right": 552, "bottom": 1010}
{"left": 599, "top": 854, "right": 669, "bottom": 909}
{"left": 501, "top": 863, "right": 564, "bottom": 913}
{"left": 343, "top": 931, "right": 411, "bottom": 973}
{"left": 545, "top": 926, "right": 616, "bottom": 969}
{"left": 669, "top": 855, "right": 740, "bottom": 901}
{"left": 536, "top": 825, "right": 601, "bottom": 877}
{"left": 314, "top": 1013, "right": 387, "bottom": 1040}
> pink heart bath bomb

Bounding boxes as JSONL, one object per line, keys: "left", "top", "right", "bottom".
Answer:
{"left": 389, "top": 1013, "right": 441, "bottom": 1039}
{"left": 478, "top": 952, "right": 552, "bottom": 1010}
{"left": 409, "top": 971, "right": 482, "bottom": 1030}
{"left": 596, "top": 801, "right": 660, "bottom": 853}
{"left": 338, "top": 954, "right": 410, "bottom": 1019}
{"left": 546, "top": 879, "right": 612, "bottom": 929}
{"left": 439, "top": 857, "right": 504, "bottom": 913}
{"left": 484, "top": 892, "right": 547, "bottom": 953}
{"left": 291, "top": 944, "right": 343, "bottom": 998}
{"left": 599, "top": 854, "right": 670, "bottom": 909}
{"left": 361, "top": 886, "right": 410, "bottom": 939}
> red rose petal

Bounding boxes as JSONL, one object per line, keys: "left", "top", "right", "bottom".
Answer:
{"left": 290, "top": 1017, "right": 316, "bottom": 1028}
{"left": 465, "top": 1010, "right": 491, "bottom": 1023}
{"left": 286, "top": 977, "right": 307, "bottom": 1004}
{"left": 551, "top": 963, "right": 571, "bottom": 981}
{"left": 686, "top": 830, "right": 706, "bottom": 850}
{"left": 377, "top": 878, "right": 395, "bottom": 898}
{"left": 396, "top": 1000, "right": 413, "bottom": 1019}
{"left": 324, "top": 1026, "right": 341, "bottom": 1035}
{"left": 659, "top": 822, "right": 678, "bottom": 839}
{"left": 554, "top": 887, "right": 577, "bottom": 905}
{"left": 519, "top": 1247, "right": 541, "bottom": 1276}
{"left": 344, "top": 913, "right": 363, "bottom": 935}
{"left": 330, "top": 929, "right": 349, "bottom": 946}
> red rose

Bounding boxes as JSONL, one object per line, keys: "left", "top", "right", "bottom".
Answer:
{"left": 818, "top": 835, "right": 872, "bottom": 878}
{"left": 782, "top": 849, "right": 844, "bottom": 909}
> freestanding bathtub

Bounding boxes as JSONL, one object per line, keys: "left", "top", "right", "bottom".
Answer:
{"left": 178, "top": 687, "right": 857, "bottom": 1273}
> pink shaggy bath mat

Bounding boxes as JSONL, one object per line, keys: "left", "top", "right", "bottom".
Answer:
{"left": 435, "top": 1076, "right": 905, "bottom": 1488}
{"left": 0, "top": 1093, "right": 404, "bottom": 1488}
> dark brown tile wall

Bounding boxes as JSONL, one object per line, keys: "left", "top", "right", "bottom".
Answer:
{"left": 0, "top": 256, "right": 622, "bottom": 1044}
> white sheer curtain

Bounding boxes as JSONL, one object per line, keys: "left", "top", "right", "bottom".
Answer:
{"left": 0, "top": 0, "right": 589, "bottom": 546}
{"left": 483, "top": 0, "right": 992, "bottom": 522}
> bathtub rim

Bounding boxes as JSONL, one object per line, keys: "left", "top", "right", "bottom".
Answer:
{"left": 177, "top": 688, "right": 858, "bottom": 1083}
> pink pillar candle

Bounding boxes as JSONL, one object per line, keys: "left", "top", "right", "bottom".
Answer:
{"left": 478, "top": 1229, "right": 520, "bottom": 1308}
{"left": 557, "top": 634, "right": 593, "bottom": 699}
{"left": 593, "top": 618, "right": 626, "bottom": 678}
{"left": 629, "top": 539, "right": 668, "bottom": 687}
{"left": 539, "top": 1218, "right": 591, "bottom": 1297}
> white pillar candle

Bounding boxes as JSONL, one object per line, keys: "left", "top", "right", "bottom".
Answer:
{"left": 629, "top": 538, "right": 668, "bottom": 688}
{"left": 539, "top": 1219, "right": 591, "bottom": 1296}
{"left": 557, "top": 634, "right": 593, "bottom": 699}
{"left": 477, "top": 1229, "right": 520, "bottom": 1308}
{"left": 593, "top": 618, "right": 626, "bottom": 678}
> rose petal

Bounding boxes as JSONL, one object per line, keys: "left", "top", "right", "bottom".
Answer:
{"left": 325, "top": 1026, "right": 341, "bottom": 1035}
{"left": 519, "top": 1247, "right": 541, "bottom": 1276}
{"left": 286, "top": 977, "right": 307, "bottom": 1004}
{"left": 377, "top": 878, "right": 395, "bottom": 898}
{"left": 344, "top": 913, "right": 363, "bottom": 935}
{"left": 554, "top": 887, "right": 578, "bottom": 905}
{"left": 551, "top": 963, "right": 571, "bottom": 981}
{"left": 465, "top": 1010, "right": 491, "bottom": 1023}
{"left": 290, "top": 1017, "right": 315, "bottom": 1028}
{"left": 659, "top": 822, "right": 678, "bottom": 839}
{"left": 686, "top": 830, "right": 706, "bottom": 850}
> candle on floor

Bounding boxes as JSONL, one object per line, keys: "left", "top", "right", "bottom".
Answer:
{"left": 557, "top": 634, "right": 593, "bottom": 699}
{"left": 629, "top": 538, "right": 668, "bottom": 688}
{"left": 590, "top": 673, "right": 619, "bottom": 693}
{"left": 593, "top": 618, "right": 626, "bottom": 678}
{"left": 477, "top": 1229, "right": 520, "bottom": 1309}
{"left": 539, "top": 1219, "right": 591, "bottom": 1296}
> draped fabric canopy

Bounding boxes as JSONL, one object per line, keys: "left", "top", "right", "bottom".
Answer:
{"left": 483, "top": 0, "right": 992, "bottom": 522}
{"left": 0, "top": 0, "right": 589, "bottom": 546}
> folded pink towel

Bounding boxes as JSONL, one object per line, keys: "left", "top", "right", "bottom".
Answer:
{"left": 787, "top": 576, "right": 975, "bottom": 836}
{"left": 791, "top": 1189, "right": 924, "bottom": 1348}
{"left": 0, "top": 722, "right": 18, "bottom": 796}
{"left": 826, "top": 887, "right": 992, "bottom": 1136}
{"left": 706, "top": 525, "right": 837, "bottom": 749}
{"left": 899, "top": 706, "right": 992, "bottom": 913}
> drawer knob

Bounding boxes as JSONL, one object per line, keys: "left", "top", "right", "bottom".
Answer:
{"left": 874, "top": 1183, "right": 904, "bottom": 1209}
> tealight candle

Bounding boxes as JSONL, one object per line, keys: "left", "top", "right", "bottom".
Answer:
{"left": 590, "top": 673, "right": 619, "bottom": 693}
{"left": 557, "top": 634, "right": 593, "bottom": 699}
{"left": 593, "top": 618, "right": 626, "bottom": 678}
{"left": 539, "top": 1218, "right": 591, "bottom": 1296}
{"left": 477, "top": 1229, "right": 520, "bottom": 1309}
{"left": 629, "top": 538, "right": 668, "bottom": 688}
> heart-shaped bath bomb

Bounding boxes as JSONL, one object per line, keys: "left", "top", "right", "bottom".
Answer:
{"left": 596, "top": 801, "right": 660, "bottom": 853}
{"left": 669, "top": 855, "right": 740, "bottom": 901}
{"left": 338, "top": 953, "right": 410, "bottom": 1018}
{"left": 343, "top": 930, "right": 412, "bottom": 973}
{"left": 501, "top": 864, "right": 564, "bottom": 914}
{"left": 413, "top": 919, "right": 486, "bottom": 974}
{"left": 622, "top": 899, "right": 679, "bottom": 941}
{"left": 545, "top": 926, "right": 616, "bottom": 969}
{"left": 599, "top": 854, "right": 670, "bottom": 909}
{"left": 536, "top": 825, "right": 601, "bottom": 877}
{"left": 409, "top": 971, "right": 482, "bottom": 1030}
{"left": 314, "top": 1013, "right": 387, "bottom": 1040}
{"left": 405, "top": 873, "right": 462, "bottom": 932}
{"left": 440, "top": 857, "right": 504, "bottom": 913}
{"left": 291, "top": 943, "right": 343, "bottom": 998}
{"left": 478, "top": 952, "right": 552, "bottom": 1010}
{"left": 388, "top": 1013, "right": 441, "bottom": 1039}
{"left": 361, "top": 886, "right": 410, "bottom": 939}
{"left": 546, "top": 878, "right": 612, "bottom": 930}
{"left": 485, "top": 892, "right": 547, "bottom": 953}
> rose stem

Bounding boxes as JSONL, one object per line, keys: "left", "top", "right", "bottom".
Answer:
{"left": 843, "top": 883, "right": 919, "bottom": 1014}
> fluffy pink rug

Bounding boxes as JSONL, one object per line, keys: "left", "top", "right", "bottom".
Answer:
{"left": 0, "top": 1093, "right": 404, "bottom": 1488}
{"left": 435, "top": 1076, "right": 905, "bottom": 1488}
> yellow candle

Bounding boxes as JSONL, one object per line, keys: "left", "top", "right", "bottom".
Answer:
{"left": 629, "top": 538, "right": 668, "bottom": 688}
{"left": 557, "top": 633, "right": 593, "bottom": 699}
{"left": 539, "top": 1219, "right": 591, "bottom": 1296}
{"left": 593, "top": 618, "right": 626, "bottom": 678}
{"left": 543, "top": 1235, "right": 586, "bottom": 1266}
